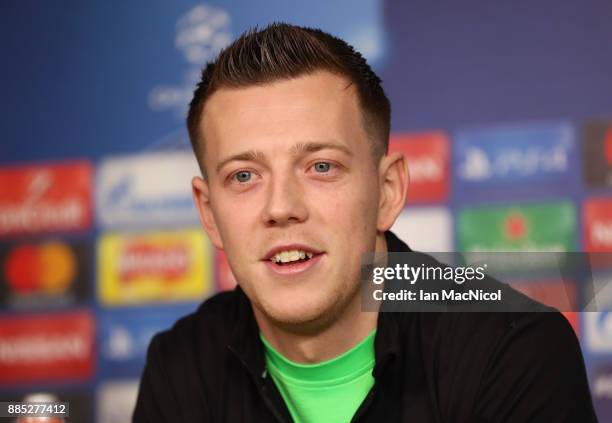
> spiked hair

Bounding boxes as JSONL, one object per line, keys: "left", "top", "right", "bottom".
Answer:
{"left": 187, "top": 23, "right": 391, "bottom": 176}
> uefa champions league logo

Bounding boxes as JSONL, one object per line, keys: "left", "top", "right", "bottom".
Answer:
{"left": 147, "top": 4, "right": 233, "bottom": 118}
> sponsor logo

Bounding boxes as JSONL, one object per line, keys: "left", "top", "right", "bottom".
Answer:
{"left": 592, "top": 222, "right": 612, "bottom": 248}
{"left": 118, "top": 241, "right": 188, "bottom": 281}
{"left": 389, "top": 132, "right": 449, "bottom": 203}
{"left": 97, "top": 229, "right": 211, "bottom": 305}
{"left": 585, "top": 312, "right": 612, "bottom": 353}
{"left": 104, "top": 324, "right": 141, "bottom": 362}
{"left": 391, "top": 207, "right": 452, "bottom": 251}
{"left": 216, "top": 250, "right": 237, "bottom": 292}
{"left": 148, "top": 5, "right": 233, "bottom": 117}
{"left": 98, "top": 307, "right": 191, "bottom": 376}
{"left": 595, "top": 370, "right": 612, "bottom": 398}
{"left": 0, "top": 161, "right": 92, "bottom": 236}
{"left": 96, "top": 151, "right": 201, "bottom": 229}
{"left": 457, "top": 202, "right": 576, "bottom": 252}
{"left": 0, "top": 240, "right": 91, "bottom": 307}
{"left": 97, "top": 380, "right": 140, "bottom": 423}
{"left": 594, "top": 366, "right": 612, "bottom": 398}
{"left": 0, "top": 310, "right": 94, "bottom": 384}
{"left": 606, "top": 129, "right": 612, "bottom": 165}
{"left": 504, "top": 212, "right": 527, "bottom": 241}
{"left": 592, "top": 365, "right": 612, "bottom": 418}
{"left": 582, "top": 121, "right": 612, "bottom": 188}
{"left": 584, "top": 198, "right": 612, "bottom": 252}
{"left": 454, "top": 123, "right": 575, "bottom": 192}
{"left": 458, "top": 143, "right": 568, "bottom": 180}
{"left": 147, "top": 4, "right": 386, "bottom": 119}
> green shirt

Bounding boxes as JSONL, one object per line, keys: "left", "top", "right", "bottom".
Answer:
{"left": 261, "top": 331, "right": 376, "bottom": 423}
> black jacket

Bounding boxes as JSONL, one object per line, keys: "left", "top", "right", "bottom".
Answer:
{"left": 133, "top": 232, "right": 598, "bottom": 422}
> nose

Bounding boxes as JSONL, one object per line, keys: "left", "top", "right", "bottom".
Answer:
{"left": 261, "top": 170, "right": 308, "bottom": 227}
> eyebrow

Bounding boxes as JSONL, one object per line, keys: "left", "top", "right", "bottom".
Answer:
{"left": 290, "top": 141, "right": 354, "bottom": 157}
{"left": 216, "top": 150, "right": 268, "bottom": 174}
{"left": 215, "top": 141, "right": 353, "bottom": 174}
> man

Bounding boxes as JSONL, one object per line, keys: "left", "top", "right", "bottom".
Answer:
{"left": 133, "top": 24, "right": 597, "bottom": 422}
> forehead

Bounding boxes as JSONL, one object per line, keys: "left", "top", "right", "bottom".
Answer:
{"left": 200, "top": 71, "right": 367, "bottom": 157}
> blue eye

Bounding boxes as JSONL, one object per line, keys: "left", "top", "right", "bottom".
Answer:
{"left": 313, "top": 162, "right": 331, "bottom": 173}
{"left": 234, "top": 170, "right": 252, "bottom": 183}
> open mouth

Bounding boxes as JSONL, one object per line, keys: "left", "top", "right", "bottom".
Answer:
{"left": 275, "top": 258, "right": 312, "bottom": 266}
{"left": 263, "top": 246, "right": 324, "bottom": 275}
{"left": 270, "top": 250, "right": 315, "bottom": 266}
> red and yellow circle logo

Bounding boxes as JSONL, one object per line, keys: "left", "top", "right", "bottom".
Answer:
{"left": 4, "top": 242, "right": 76, "bottom": 295}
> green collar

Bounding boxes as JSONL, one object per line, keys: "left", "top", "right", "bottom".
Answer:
{"left": 260, "top": 330, "right": 376, "bottom": 386}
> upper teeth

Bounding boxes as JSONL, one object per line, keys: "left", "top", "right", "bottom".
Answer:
{"left": 271, "top": 250, "right": 313, "bottom": 263}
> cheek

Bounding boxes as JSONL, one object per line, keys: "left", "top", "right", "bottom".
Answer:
{"left": 309, "top": 183, "right": 378, "bottom": 240}
{"left": 345, "top": 178, "right": 380, "bottom": 226}
{"left": 211, "top": 197, "right": 257, "bottom": 251}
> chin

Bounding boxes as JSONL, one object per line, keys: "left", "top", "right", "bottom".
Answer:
{"left": 257, "top": 289, "right": 347, "bottom": 332}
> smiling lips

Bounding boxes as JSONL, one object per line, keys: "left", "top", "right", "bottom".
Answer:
{"left": 262, "top": 244, "right": 324, "bottom": 276}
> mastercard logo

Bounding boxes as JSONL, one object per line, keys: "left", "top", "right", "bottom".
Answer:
{"left": 3, "top": 242, "right": 76, "bottom": 295}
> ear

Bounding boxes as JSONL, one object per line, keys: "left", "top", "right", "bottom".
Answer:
{"left": 377, "top": 151, "right": 409, "bottom": 232}
{"left": 192, "top": 176, "right": 224, "bottom": 250}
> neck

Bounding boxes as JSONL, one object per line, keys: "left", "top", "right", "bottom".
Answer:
{"left": 254, "top": 232, "right": 387, "bottom": 364}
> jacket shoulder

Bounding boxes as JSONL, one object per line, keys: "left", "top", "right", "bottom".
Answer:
{"left": 153, "top": 289, "right": 239, "bottom": 356}
{"left": 419, "top": 310, "right": 594, "bottom": 421}
{"left": 425, "top": 309, "right": 576, "bottom": 358}
{"left": 134, "top": 290, "right": 243, "bottom": 421}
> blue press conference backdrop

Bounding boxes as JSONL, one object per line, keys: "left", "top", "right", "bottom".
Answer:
{"left": 1, "top": 1, "right": 612, "bottom": 421}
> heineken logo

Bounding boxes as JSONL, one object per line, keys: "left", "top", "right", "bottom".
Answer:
{"left": 458, "top": 202, "right": 575, "bottom": 253}
{"left": 504, "top": 212, "right": 527, "bottom": 241}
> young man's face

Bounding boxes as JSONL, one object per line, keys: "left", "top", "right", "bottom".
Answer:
{"left": 193, "top": 71, "right": 396, "bottom": 327}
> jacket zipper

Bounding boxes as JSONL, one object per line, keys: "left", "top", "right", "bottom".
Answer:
{"left": 230, "top": 347, "right": 287, "bottom": 423}
{"left": 352, "top": 352, "right": 393, "bottom": 422}
{"left": 259, "top": 372, "right": 288, "bottom": 423}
